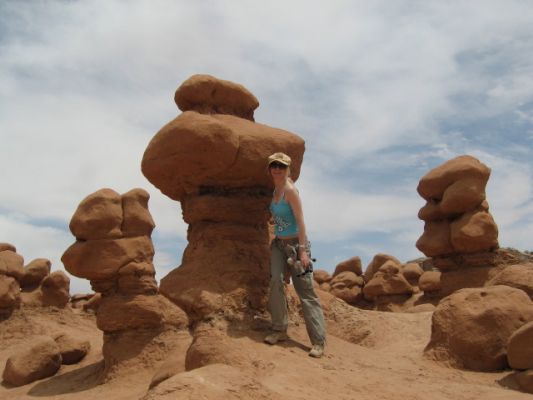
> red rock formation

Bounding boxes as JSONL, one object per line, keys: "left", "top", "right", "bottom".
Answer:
{"left": 329, "top": 271, "right": 363, "bottom": 304}
{"left": 62, "top": 188, "right": 189, "bottom": 376}
{"left": 313, "top": 269, "right": 332, "bottom": 285}
{"left": 363, "top": 253, "right": 401, "bottom": 283}
{"left": 416, "top": 156, "right": 499, "bottom": 263}
{"left": 363, "top": 260, "right": 413, "bottom": 302}
{"left": 486, "top": 263, "right": 533, "bottom": 299}
{"left": 333, "top": 257, "right": 363, "bottom": 277}
{"left": 418, "top": 271, "right": 442, "bottom": 294}
{"left": 2, "top": 335, "right": 62, "bottom": 387}
{"left": 20, "top": 258, "right": 51, "bottom": 289}
{"left": 174, "top": 74, "right": 259, "bottom": 121}
{"left": 424, "top": 286, "right": 533, "bottom": 371}
{"left": 402, "top": 263, "right": 424, "bottom": 286}
{"left": 507, "top": 321, "right": 533, "bottom": 370}
{"left": 141, "top": 75, "right": 305, "bottom": 322}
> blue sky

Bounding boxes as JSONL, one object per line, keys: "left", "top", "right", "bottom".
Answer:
{"left": 1, "top": 0, "right": 532, "bottom": 294}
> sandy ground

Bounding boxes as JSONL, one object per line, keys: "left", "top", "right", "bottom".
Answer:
{"left": 0, "top": 305, "right": 531, "bottom": 400}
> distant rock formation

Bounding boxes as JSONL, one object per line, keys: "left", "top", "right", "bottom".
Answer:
{"left": 363, "top": 257, "right": 414, "bottom": 311}
{"left": 62, "top": 188, "right": 189, "bottom": 377}
{"left": 416, "top": 155, "right": 499, "bottom": 265}
{"left": 414, "top": 156, "right": 506, "bottom": 296}
{"left": 141, "top": 74, "right": 305, "bottom": 323}
{"left": 0, "top": 244, "right": 22, "bottom": 317}
{"left": 0, "top": 245, "right": 70, "bottom": 316}
{"left": 330, "top": 271, "right": 364, "bottom": 305}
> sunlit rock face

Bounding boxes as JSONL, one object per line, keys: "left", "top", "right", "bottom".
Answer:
{"left": 62, "top": 188, "right": 188, "bottom": 375}
{"left": 416, "top": 156, "right": 499, "bottom": 267}
{"left": 416, "top": 155, "right": 499, "bottom": 258}
{"left": 141, "top": 74, "right": 305, "bottom": 322}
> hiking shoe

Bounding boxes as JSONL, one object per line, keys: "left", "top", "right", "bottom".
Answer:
{"left": 308, "top": 343, "right": 324, "bottom": 358}
{"left": 264, "top": 331, "right": 289, "bottom": 345}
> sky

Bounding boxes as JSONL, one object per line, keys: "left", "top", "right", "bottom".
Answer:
{"left": 1, "top": 0, "right": 532, "bottom": 294}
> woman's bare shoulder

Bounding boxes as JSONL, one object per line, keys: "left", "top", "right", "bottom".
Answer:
{"left": 284, "top": 182, "right": 300, "bottom": 199}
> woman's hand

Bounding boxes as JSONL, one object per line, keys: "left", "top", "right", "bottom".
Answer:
{"left": 299, "top": 250, "right": 310, "bottom": 268}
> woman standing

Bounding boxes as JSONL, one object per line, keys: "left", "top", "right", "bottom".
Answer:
{"left": 264, "top": 152, "right": 326, "bottom": 358}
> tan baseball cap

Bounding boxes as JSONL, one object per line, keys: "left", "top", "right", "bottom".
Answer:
{"left": 268, "top": 152, "right": 291, "bottom": 166}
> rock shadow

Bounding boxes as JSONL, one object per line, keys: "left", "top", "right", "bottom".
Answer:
{"left": 27, "top": 360, "right": 104, "bottom": 396}
{"left": 497, "top": 370, "right": 529, "bottom": 394}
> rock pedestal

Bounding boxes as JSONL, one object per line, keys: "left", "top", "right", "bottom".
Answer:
{"left": 416, "top": 155, "right": 498, "bottom": 264}
{"left": 415, "top": 156, "right": 500, "bottom": 296}
{"left": 141, "top": 74, "right": 305, "bottom": 323}
{"left": 62, "top": 188, "right": 189, "bottom": 376}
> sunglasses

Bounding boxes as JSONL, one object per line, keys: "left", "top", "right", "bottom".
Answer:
{"left": 269, "top": 162, "right": 288, "bottom": 169}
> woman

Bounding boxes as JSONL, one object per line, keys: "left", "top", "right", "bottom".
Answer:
{"left": 264, "top": 152, "right": 326, "bottom": 358}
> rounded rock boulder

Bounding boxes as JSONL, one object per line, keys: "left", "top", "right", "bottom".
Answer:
{"left": 424, "top": 285, "right": 533, "bottom": 371}
{"left": 174, "top": 74, "right": 259, "bottom": 121}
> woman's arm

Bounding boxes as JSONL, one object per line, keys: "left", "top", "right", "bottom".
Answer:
{"left": 285, "top": 186, "right": 310, "bottom": 267}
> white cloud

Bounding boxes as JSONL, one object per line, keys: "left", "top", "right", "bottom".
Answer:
{"left": 1, "top": 0, "right": 533, "bottom": 289}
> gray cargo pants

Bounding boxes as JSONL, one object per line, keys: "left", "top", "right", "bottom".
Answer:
{"left": 268, "top": 237, "right": 326, "bottom": 345}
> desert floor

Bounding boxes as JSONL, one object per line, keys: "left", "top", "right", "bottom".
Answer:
{"left": 0, "top": 305, "right": 531, "bottom": 400}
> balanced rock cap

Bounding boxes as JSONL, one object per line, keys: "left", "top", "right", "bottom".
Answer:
{"left": 268, "top": 152, "right": 291, "bottom": 167}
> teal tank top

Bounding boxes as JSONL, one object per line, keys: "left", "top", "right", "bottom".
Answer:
{"left": 270, "top": 193, "right": 299, "bottom": 237}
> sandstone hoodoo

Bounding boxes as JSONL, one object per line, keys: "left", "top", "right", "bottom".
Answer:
{"left": 141, "top": 74, "right": 305, "bottom": 322}
{"left": 416, "top": 155, "right": 498, "bottom": 264}
{"left": 0, "top": 246, "right": 23, "bottom": 317}
{"left": 363, "top": 259, "right": 414, "bottom": 305}
{"left": 329, "top": 271, "right": 364, "bottom": 305}
{"left": 62, "top": 188, "right": 189, "bottom": 376}
{"left": 1, "top": 246, "right": 72, "bottom": 314}
{"left": 414, "top": 156, "right": 505, "bottom": 297}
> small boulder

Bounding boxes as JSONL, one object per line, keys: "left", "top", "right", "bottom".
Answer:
{"left": 419, "top": 271, "right": 442, "bottom": 293}
{"left": 20, "top": 258, "right": 51, "bottom": 289}
{"left": 53, "top": 333, "right": 90, "bottom": 365}
{"left": 0, "top": 250, "right": 24, "bottom": 281}
{"left": 424, "top": 286, "right": 533, "bottom": 371}
{"left": 363, "top": 253, "right": 401, "bottom": 282}
{"left": 0, "top": 275, "right": 20, "bottom": 314}
{"left": 507, "top": 321, "right": 533, "bottom": 370}
{"left": 329, "top": 271, "right": 363, "bottom": 304}
{"left": 333, "top": 257, "right": 362, "bottom": 277}
{"left": 313, "top": 269, "right": 331, "bottom": 285}
{"left": 363, "top": 261, "right": 413, "bottom": 301}
{"left": 2, "top": 335, "right": 62, "bottom": 386}
{"left": 41, "top": 271, "right": 70, "bottom": 307}
{"left": 174, "top": 74, "right": 259, "bottom": 121}
{"left": 402, "top": 263, "right": 424, "bottom": 285}
{"left": 0, "top": 243, "right": 16, "bottom": 252}
{"left": 487, "top": 263, "right": 533, "bottom": 299}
